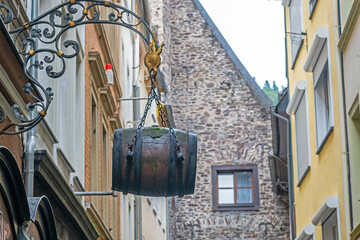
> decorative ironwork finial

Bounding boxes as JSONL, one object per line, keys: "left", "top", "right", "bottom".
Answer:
{"left": 145, "top": 40, "right": 163, "bottom": 73}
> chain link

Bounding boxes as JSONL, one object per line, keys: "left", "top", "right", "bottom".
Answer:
{"left": 129, "top": 71, "right": 180, "bottom": 152}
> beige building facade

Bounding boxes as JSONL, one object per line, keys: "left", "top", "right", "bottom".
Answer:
{"left": 84, "top": 0, "right": 169, "bottom": 239}
{"left": 338, "top": 0, "right": 360, "bottom": 239}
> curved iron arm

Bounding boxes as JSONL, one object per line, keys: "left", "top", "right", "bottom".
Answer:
{"left": 0, "top": 0, "right": 160, "bottom": 135}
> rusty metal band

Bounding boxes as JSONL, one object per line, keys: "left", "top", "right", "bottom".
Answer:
{"left": 177, "top": 153, "right": 184, "bottom": 197}
{"left": 133, "top": 128, "right": 142, "bottom": 195}
{"left": 185, "top": 132, "right": 197, "bottom": 194}
{"left": 124, "top": 148, "right": 134, "bottom": 195}
{"left": 167, "top": 129, "right": 177, "bottom": 196}
{"left": 111, "top": 129, "right": 122, "bottom": 191}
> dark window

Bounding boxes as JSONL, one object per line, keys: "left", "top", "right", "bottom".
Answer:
{"left": 322, "top": 210, "right": 339, "bottom": 240}
{"left": 289, "top": 0, "right": 304, "bottom": 67}
{"left": 309, "top": 0, "right": 319, "bottom": 19}
{"left": 211, "top": 165, "right": 259, "bottom": 211}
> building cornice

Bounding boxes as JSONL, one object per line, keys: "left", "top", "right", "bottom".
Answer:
{"left": 311, "top": 196, "right": 338, "bottom": 225}
{"left": 303, "top": 27, "right": 329, "bottom": 72}
{"left": 88, "top": 51, "right": 108, "bottom": 89}
{"left": 85, "top": 203, "right": 113, "bottom": 240}
{"left": 34, "top": 151, "right": 99, "bottom": 239}
{"left": 295, "top": 225, "right": 315, "bottom": 240}
{"left": 286, "top": 80, "right": 307, "bottom": 115}
{"left": 100, "top": 87, "right": 117, "bottom": 117}
{"left": 338, "top": 0, "right": 360, "bottom": 52}
{"left": 110, "top": 115, "right": 122, "bottom": 131}
{"left": 0, "top": 20, "right": 42, "bottom": 104}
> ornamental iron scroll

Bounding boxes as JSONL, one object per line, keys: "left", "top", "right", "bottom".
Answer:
{"left": 0, "top": 0, "right": 163, "bottom": 135}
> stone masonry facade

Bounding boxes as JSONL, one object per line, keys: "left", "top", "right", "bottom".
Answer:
{"left": 150, "top": 0, "right": 290, "bottom": 239}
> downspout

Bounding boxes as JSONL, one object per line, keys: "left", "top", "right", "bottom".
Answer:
{"left": 24, "top": 109, "right": 37, "bottom": 197}
{"left": 139, "top": 197, "right": 142, "bottom": 240}
{"left": 336, "top": 0, "right": 353, "bottom": 230}
{"left": 166, "top": 198, "right": 170, "bottom": 240}
{"left": 282, "top": 5, "right": 296, "bottom": 239}
{"left": 272, "top": 112, "right": 294, "bottom": 239}
{"left": 24, "top": 0, "right": 39, "bottom": 198}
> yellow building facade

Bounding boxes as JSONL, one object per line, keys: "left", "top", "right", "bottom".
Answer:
{"left": 283, "top": 0, "right": 350, "bottom": 239}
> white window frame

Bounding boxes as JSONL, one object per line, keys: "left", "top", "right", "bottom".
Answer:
{"left": 304, "top": 27, "right": 334, "bottom": 154}
{"left": 312, "top": 196, "right": 341, "bottom": 240}
{"left": 286, "top": 80, "right": 311, "bottom": 186}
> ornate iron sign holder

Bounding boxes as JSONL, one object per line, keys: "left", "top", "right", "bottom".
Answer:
{"left": 0, "top": 0, "right": 190, "bottom": 197}
{"left": 0, "top": 0, "right": 166, "bottom": 135}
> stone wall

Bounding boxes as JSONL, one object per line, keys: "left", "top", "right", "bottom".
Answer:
{"left": 148, "top": 0, "right": 172, "bottom": 101}
{"left": 165, "top": 0, "right": 290, "bottom": 239}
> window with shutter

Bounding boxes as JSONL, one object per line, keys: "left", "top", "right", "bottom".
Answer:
{"left": 289, "top": 0, "right": 305, "bottom": 65}
{"left": 313, "top": 42, "right": 334, "bottom": 153}
{"left": 295, "top": 92, "right": 311, "bottom": 185}
{"left": 322, "top": 211, "right": 339, "bottom": 240}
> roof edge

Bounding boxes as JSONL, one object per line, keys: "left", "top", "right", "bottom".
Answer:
{"left": 192, "top": 0, "right": 272, "bottom": 108}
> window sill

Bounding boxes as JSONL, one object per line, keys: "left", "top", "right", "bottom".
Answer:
{"left": 316, "top": 126, "right": 334, "bottom": 155}
{"left": 212, "top": 204, "right": 259, "bottom": 212}
{"left": 297, "top": 165, "right": 310, "bottom": 187}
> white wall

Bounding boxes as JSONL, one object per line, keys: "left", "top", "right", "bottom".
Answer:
{"left": 32, "top": 0, "right": 86, "bottom": 184}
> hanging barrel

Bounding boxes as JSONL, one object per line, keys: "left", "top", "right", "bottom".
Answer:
{"left": 111, "top": 127, "right": 197, "bottom": 197}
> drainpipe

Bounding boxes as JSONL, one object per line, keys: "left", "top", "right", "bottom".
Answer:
{"left": 134, "top": 196, "right": 142, "bottom": 240}
{"left": 166, "top": 198, "right": 170, "bottom": 240}
{"left": 336, "top": 0, "right": 353, "bottom": 230}
{"left": 24, "top": 0, "right": 39, "bottom": 198}
{"left": 272, "top": 112, "right": 294, "bottom": 239}
{"left": 133, "top": 18, "right": 142, "bottom": 238}
{"left": 25, "top": 109, "right": 37, "bottom": 197}
{"left": 282, "top": 5, "right": 296, "bottom": 239}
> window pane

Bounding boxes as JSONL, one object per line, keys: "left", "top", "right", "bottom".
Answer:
{"left": 309, "top": 0, "right": 318, "bottom": 16}
{"left": 237, "top": 189, "right": 253, "bottom": 204}
{"left": 314, "top": 62, "right": 330, "bottom": 145}
{"left": 218, "top": 174, "right": 234, "bottom": 188}
{"left": 218, "top": 189, "right": 234, "bottom": 204}
{"left": 322, "top": 211, "right": 338, "bottom": 240}
{"left": 236, "top": 172, "right": 252, "bottom": 187}
{"left": 290, "top": 0, "right": 304, "bottom": 62}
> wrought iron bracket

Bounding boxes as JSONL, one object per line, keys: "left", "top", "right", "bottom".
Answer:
{"left": 74, "top": 191, "right": 118, "bottom": 197}
{"left": 286, "top": 31, "right": 308, "bottom": 51}
{"left": 117, "top": 97, "right": 149, "bottom": 101}
{"left": 0, "top": 0, "right": 162, "bottom": 135}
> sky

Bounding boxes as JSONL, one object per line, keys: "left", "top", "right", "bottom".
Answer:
{"left": 199, "top": 0, "right": 287, "bottom": 89}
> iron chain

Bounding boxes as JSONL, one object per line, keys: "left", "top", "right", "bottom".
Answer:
{"left": 129, "top": 71, "right": 180, "bottom": 152}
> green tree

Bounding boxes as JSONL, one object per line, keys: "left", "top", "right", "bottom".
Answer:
{"left": 272, "top": 81, "right": 279, "bottom": 91}
{"left": 262, "top": 80, "right": 279, "bottom": 105}
{"left": 264, "top": 80, "right": 271, "bottom": 89}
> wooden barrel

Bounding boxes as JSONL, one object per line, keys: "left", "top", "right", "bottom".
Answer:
{"left": 111, "top": 127, "right": 197, "bottom": 197}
